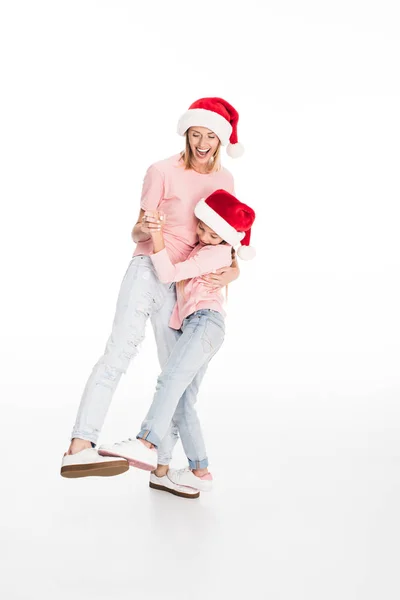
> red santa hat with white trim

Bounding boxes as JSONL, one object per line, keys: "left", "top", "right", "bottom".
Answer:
{"left": 177, "top": 97, "right": 244, "bottom": 158}
{"left": 194, "top": 189, "right": 256, "bottom": 260}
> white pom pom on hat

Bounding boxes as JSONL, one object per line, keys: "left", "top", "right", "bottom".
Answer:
{"left": 226, "top": 141, "right": 245, "bottom": 158}
{"left": 194, "top": 189, "right": 256, "bottom": 259}
{"left": 237, "top": 242, "right": 256, "bottom": 260}
{"left": 177, "top": 97, "right": 244, "bottom": 158}
{"left": 236, "top": 228, "right": 256, "bottom": 260}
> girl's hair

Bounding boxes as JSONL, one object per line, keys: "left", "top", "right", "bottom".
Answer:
{"left": 225, "top": 247, "right": 236, "bottom": 303}
{"left": 180, "top": 132, "right": 222, "bottom": 173}
{"left": 176, "top": 279, "right": 188, "bottom": 299}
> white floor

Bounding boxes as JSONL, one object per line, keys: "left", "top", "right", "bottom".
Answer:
{"left": 2, "top": 339, "right": 400, "bottom": 600}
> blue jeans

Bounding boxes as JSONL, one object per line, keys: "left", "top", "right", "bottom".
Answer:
{"left": 137, "top": 309, "right": 225, "bottom": 469}
{"left": 71, "top": 256, "right": 203, "bottom": 469}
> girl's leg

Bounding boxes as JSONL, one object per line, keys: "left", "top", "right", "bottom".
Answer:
{"left": 151, "top": 368, "right": 208, "bottom": 478}
{"left": 171, "top": 362, "right": 209, "bottom": 470}
{"left": 69, "top": 257, "right": 166, "bottom": 449}
{"left": 151, "top": 286, "right": 215, "bottom": 470}
{"left": 137, "top": 310, "right": 225, "bottom": 451}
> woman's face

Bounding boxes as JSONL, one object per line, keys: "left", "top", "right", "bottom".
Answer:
{"left": 196, "top": 220, "right": 224, "bottom": 246}
{"left": 188, "top": 126, "right": 220, "bottom": 167}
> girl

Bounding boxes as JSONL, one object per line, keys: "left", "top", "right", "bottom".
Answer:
{"left": 98, "top": 189, "right": 256, "bottom": 497}
{"left": 61, "top": 97, "right": 243, "bottom": 479}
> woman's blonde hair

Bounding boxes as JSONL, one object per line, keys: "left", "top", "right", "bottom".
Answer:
{"left": 180, "top": 131, "right": 222, "bottom": 173}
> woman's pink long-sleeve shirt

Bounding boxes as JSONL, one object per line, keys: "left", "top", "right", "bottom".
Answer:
{"left": 151, "top": 244, "right": 232, "bottom": 329}
{"left": 133, "top": 154, "right": 234, "bottom": 264}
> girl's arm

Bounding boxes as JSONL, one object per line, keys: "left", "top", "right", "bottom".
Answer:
{"left": 150, "top": 223, "right": 166, "bottom": 253}
{"left": 150, "top": 230, "right": 232, "bottom": 284}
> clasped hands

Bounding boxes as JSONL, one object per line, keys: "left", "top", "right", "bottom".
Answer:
{"left": 140, "top": 210, "right": 165, "bottom": 236}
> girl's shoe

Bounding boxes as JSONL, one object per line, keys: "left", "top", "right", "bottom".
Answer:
{"left": 167, "top": 467, "right": 213, "bottom": 492}
{"left": 149, "top": 472, "right": 200, "bottom": 499}
{"left": 60, "top": 448, "right": 129, "bottom": 478}
{"left": 98, "top": 438, "right": 157, "bottom": 471}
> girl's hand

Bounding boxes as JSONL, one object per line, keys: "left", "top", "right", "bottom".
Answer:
{"left": 200, "top": 265, "right": 240, "bottom": 291}
{"left": 142, "top": 211, "right": 165, "bottom": 236}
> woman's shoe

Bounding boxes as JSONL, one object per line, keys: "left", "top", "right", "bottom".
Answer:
{"left": 60, "top": 448, "right": 129, "bottom": 478}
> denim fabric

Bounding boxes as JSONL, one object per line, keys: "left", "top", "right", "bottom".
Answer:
{"left": 71, "top": 256, "right": 171, "bottom": 443}
{"left": 137, "top": 309, "right": 225, "bottom": 469}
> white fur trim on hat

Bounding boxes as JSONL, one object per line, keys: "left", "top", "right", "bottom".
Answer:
{"left": 237, "top": 245, "right": 256, "bottom": 260}
{"left": 194, "top": 198, "right": 245, "bottom": 246}
{"left": 177, "top": 109, "right": 232, "bottom": 145}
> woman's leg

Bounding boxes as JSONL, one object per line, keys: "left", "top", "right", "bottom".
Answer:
{"left": 69, "top": 257, "right": 165, "bottom": 449}
{"left": 150, "top": 283, "right": 182, "bottom": 470}
{"left": 137, "top": 310, "right": 225, "bottom": 453}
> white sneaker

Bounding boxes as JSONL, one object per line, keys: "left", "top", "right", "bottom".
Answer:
{"left": 98, "top": 438, "right": 157, "bottom": 471}
{"left": 60, "top": 448, "right": 129, "bottom": 478}
{"left": 149, "top": 472, "right": 200, "bottom": 499}
{"left": 167, "top": 467, "right": 213, "bottom": 492}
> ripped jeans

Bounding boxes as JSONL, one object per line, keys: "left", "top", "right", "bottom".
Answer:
{"left": 137, "top": 309, "right": 225, "bottom": 469}
{"left": 71, "top": 256, "right": 201, "bottom": 462}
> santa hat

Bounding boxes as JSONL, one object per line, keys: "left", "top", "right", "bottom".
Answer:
{"left": 194, "top": 189, "right": 256, "bottom": 260}
{"left": 177, "top": 97, "right": 244, "bottom": 158}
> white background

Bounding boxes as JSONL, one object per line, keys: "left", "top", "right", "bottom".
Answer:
{"left": 1, "top": 1, "right": 400, "bottom": 598}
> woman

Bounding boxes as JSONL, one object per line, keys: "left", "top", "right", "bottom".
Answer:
{"left": 61, "top": 97, "right": 244, "bottom": 483}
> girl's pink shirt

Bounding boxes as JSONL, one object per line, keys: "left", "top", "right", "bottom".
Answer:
{"left": 151, "top": 244, "right": 232, "bottom": 329}
{"left": 133, "top": 154, "right": 235, "bottom": 264}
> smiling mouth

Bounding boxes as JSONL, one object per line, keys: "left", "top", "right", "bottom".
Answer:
{"left": 196, "top": 147, "right": 210, "bottom": 157}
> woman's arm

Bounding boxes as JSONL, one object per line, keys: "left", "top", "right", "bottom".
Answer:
{"left": 201, "top": 251, "right": 240, "bottom": 290}
{"left": 132, "top": 209, "right": 150, "bottom": 243}
{"left": 199, "top": 170, "right": 240, "bottom": 288}
{"left": 132, "top": 164, "right": 165, "bottom": 243}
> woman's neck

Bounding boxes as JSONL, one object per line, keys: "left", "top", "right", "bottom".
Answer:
{"left": 190, "top": 159, "right": 209, "bottom": 174}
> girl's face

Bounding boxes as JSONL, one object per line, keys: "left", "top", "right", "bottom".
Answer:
{"left": 188, "top": 126, "right": 220, "bottom": 167}
{"left": 196, "top": 220, "right": 224, "bottom": 245}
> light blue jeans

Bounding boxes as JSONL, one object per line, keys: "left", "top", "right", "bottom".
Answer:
{"left": 137, "top": 309, "right": 225, "bottom": 469}
{"left": 71, "top": 256, "right": 206, "bottom": 466}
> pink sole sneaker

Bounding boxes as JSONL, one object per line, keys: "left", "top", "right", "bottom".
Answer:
{"left": 98, "top": 439, "right": 158, "bottom": 471}
{"left": 98, "top": 450, "right": 155, "bottom": 471}
{"left": 149, "top": 472, "right": 200, "bottom": 499}
{"left": 167, "top": 467, "right": 213, "bottom": 492}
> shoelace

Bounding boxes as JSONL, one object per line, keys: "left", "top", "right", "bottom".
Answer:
{"left": 114, "top": 437, "right": 135, "bottom": 446}
{"left": 173, "top": 467, "right": 192, "bottom": 483}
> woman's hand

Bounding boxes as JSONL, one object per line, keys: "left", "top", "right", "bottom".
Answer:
{"left": 200, "top": 265, "right": 240, "bottom": 291}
